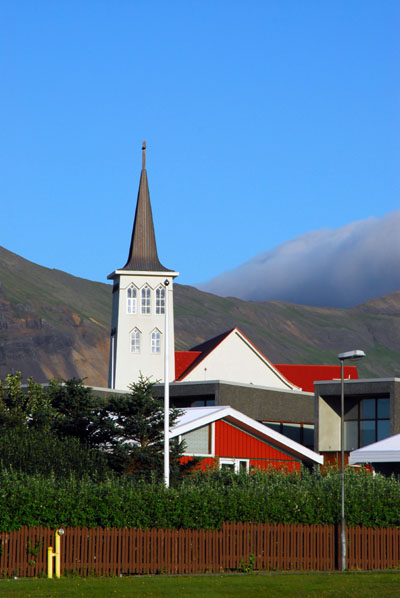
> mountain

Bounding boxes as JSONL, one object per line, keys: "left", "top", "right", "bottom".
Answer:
{"left": 0, "top": 246, "right": 399, "bottom": 385}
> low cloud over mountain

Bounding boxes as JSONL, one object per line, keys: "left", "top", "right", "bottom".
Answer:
{"left": 198, "top": 211, "right": 400, "bottom": 308}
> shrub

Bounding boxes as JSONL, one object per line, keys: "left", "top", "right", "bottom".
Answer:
{"left": 1, "top": 467, "right": 400, "bottom": 532}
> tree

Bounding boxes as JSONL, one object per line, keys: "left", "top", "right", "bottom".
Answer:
{"left": 48, "top": 377, "right": 115, "bottom": 449}
{"left": 0, "top": 371, "right": 55, "bottom": 431}
{"left": 108, "top": 375, "right": 186, "bottom": 481}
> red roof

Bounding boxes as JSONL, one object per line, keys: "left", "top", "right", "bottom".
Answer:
{"left": 273, "top": 364, "right": 359, "bottom": 392}
{"left": 175, "top": 351, "right": 202, "bottom": 380}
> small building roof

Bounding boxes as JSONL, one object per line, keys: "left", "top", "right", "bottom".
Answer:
{"left": 349, "top": 433, "right": 400, "bottom": 464}
{"left": 274, "top": 364, "right": 358, "bottom": 392}
{"left": 175, "top": 351, "right": 202, "bottom": 380}
{"left": 170, "top": 405, "right": 323, "bottom": 465}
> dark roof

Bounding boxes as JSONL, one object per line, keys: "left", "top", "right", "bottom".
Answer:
{"left": 121, "top": 143, "right": 173, "bottom": 272}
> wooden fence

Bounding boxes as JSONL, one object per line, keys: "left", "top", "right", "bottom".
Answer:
{"left": 0, "top": 523, "right": 399, "bottom": 576}
{"left": 347, "top": 526, "right": 400, "bottom": 570}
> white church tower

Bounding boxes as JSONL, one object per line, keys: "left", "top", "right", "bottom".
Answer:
{"left": 108, "top": 142, "right": 178, "bottom": 390}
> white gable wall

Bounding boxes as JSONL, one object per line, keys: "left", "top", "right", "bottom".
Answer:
{"left": 182, "top": 330, "right": 297, "bottom": 390}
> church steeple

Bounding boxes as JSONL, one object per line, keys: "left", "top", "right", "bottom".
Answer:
{"left": 107, "top": 142, "right": 179, "bottom": 390}
{"left": 122, "top": 141, "right": 171, "bottom": 272}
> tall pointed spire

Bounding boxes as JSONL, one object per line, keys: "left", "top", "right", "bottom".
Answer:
{"left": 122, "top": 141, "right": 171, "bottom": 272}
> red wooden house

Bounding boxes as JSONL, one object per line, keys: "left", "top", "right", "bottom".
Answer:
{"left": 170, "top": 405, "right": 323, "bottom": 472}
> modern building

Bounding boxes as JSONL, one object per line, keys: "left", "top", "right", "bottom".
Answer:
{"left": 314, "top": 377, "right": 400, "bottom": 465}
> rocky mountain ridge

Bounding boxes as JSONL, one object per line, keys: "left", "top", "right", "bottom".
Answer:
{"left": 1, "top": 246, "right": 399, "bottom": 386}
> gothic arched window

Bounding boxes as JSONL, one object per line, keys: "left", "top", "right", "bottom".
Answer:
{"left": 130, "top": 328, "right": 141, "bottom": 353}
{"left": 127, "top": 285, "right": 137, "bottom": 314}
{"left": 156, "top": 286, "right": 165, "bottom": 314}
{"left": 151, "top": 329, "right": 161, "bottom": 353}
{"left": 141, "top": 286, "right": 151, "bottom": 314}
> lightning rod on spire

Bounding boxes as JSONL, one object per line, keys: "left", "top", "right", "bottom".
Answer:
{"left": 142, "top": 141, "right": 146, "bottom": 169}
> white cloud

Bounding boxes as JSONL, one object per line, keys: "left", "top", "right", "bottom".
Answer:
{"left": 197, "top": 211, "right": 400, "bottom": 307}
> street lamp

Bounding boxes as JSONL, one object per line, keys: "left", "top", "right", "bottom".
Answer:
{"left": 337, "top": 349, "right": 366, "bottom": 571}
{"left": 164, "top": 279, "right": 170, "bottom": 488}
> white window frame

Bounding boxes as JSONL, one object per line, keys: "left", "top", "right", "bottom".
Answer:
{"left": 130, "top": 328, "right": 141, "bottom": 353}
{"left": 219, "top": 458, "right": 249, "bottom": 473}
{"left": 127, "top": 285, "right": 137, "bottom": 314}
{"left": 141, "top": 285, "right": 151, "bottom": 314}
{"left": 151, "top": 329, "right": 161, "bottom": 354}
{"left": 155, "top": 286, "right": 165, "bottom": 314}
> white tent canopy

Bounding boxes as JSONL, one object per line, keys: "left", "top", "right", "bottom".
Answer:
{"left": 349, "top": 433, "right": 400, "bottom": 464}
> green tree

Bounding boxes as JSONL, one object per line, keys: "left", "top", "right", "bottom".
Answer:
{"left": 0, "top": 372, "right": 55, "bottom": 430}
{"left": 108, "top": 375, "right": 186, "bottom": 482}
{"left": 48, "top": 378, "right": 115, "bottom": 448}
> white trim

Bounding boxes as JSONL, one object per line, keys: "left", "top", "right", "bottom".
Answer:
{"left": 108, "top": 269, "right": 179, "bottom": 279}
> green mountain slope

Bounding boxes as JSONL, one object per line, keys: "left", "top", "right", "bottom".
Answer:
{"left": 1, "top": 246, "right": 399, "bottom": 384}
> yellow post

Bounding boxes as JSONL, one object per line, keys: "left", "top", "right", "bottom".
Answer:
{"left": 47, "top": 545, "right": 55, "bottom": 579}
{"left": 47, "top": 528, "right": 64, "bottom": 579}
{"left": 55, "top": 529, "right": 62, "bottom": 578}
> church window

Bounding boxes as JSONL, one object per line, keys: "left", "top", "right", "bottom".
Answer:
{"left": 151, "top": 329, "right": 161, "bottom": 353}
{"left": 130, "top": 329, "right": 141, "bottom": 353}
{"left": 156, "top": 286, "right": 165, "bottom": 314}
{"left": 127, "top": 285, "right": 137, "bottom": 314}
{"left": 141, "top": 286, "right": 151, "bottom": 314}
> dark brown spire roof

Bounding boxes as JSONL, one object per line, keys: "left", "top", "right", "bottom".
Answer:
{"left": 122, "top": 142, "right": 172, "bottom": 272}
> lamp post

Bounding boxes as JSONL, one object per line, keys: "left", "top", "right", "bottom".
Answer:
{"left": 164, "top": 279, "right": 170, "bottom": 488}
{"left": 337, "top": 349, "right": 366, "bottom": 571}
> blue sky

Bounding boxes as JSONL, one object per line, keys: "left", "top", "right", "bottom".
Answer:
{"left": 1, "top": 1, "right": 398, "bottom": 301}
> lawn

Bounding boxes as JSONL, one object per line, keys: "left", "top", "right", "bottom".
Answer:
{"left": 0, "top": 572, "right": 399, "bottom": 597}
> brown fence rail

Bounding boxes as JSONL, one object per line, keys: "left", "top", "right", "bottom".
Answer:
{"left": 0, "top": 523, "right": 334, "bottom": 576}
{"left": 1, "top": 523, "right": 399, "bottom": 576}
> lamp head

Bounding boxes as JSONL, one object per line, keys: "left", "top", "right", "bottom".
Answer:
{"left": 337, "top": 350, "right": 366, "bottom": 361}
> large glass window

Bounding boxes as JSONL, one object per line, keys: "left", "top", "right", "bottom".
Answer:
{"left": 130, "top": 329, "right": 140, "bottom": 353}
{"left": 141, "top": 286, "right": 151, "bottom": 314}
{"left": 263, "top": 421, "right": 314, "bottom": 450}
{"left": 344, "top": 397, "right": 390, "bottom": 450}
{"left": 156, "top": 286, "right": 165, "bottom": 314}
{"left": 127, "top": 285, "right": 137, "bottom": 314}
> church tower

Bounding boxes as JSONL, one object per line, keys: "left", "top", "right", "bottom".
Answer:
{"left": 108, "top": 142, "right": 178, "bottom": 390}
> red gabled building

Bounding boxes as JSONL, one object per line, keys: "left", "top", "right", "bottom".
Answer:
{"left": 171, "top": 406, "right": 323, "bottom": 472}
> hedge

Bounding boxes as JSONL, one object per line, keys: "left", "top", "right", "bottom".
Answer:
{"left": 1, "top": 467, "right": 400, "bottom": 532}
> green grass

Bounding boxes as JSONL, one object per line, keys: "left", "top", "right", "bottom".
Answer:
{"left": 0, "top": 572, "right": 399, "bottom": 597}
